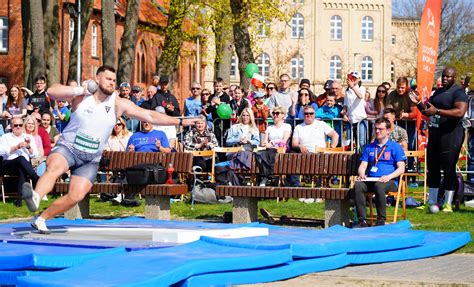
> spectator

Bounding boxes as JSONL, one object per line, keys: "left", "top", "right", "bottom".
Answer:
{"left": 353, "top": 118, "right": 406, "bottom": 227}
{"left": 316, "top": 80, "right": 333, "bottom": 107}
{"left": 365, "top": 90, "right": 378, "bottom": 120}
{"left": 290, "top": 88, "right": 319, "bottom": 122}
{"left": 119, "top": 82, "right": 140, "bottom": 132}
{"left": 131, "top": 86, "right": 145, "bottom": 106}
{"left": 381, "top": 81, "right": 391, "bottom": 92}
{"left": 226, "top": 107, "right": 260, "bottom": 147}
{"left": 52, "top": 100, "right": 70, "bottom": 133}
{"left": 379, "top": 108, "right": 408, "bottom": 150}
{"left": 200, "top": 88, "right": 213, "bottom": 128}
{"left": 152, "top": 75, "right": 160, "bottom": 89}
{"left": 316, "top": 93, "right": 342, "bottom": 146}
{"left": 184, "top": 82, "right": 202, "bottom": 117}
{"left": 40, "top": 112, "right": 60, "bottom": 146}
{"left": 251, "top": 92, "right": 270, "bottom": 143}
{"left": 299, "top": 78, "right": 311, "bottom": 89}
{"left": 104, "top": 117, "right": 132, "bottom": 151}
{"left": 207, "top": 78, "right": 231, "bottom": 145}
{"left": 184, "top": 116, "right": 218, "bottom": 171}
{"left": 342, "top": 71, "right": 368, "bottom": 150}
{"left": 264, "top": 82, "right": 277, "bottom": 106}
{"left": 140, "top": 86, "right": 158, "bottom": 110}
{"left": 267, "top": 74, "right": 297, "bottom": 115}
{"left": 330, "top": 81, "right": 345, "bottom": 106}
{"left": 151, "top": 76, "right": 181, "bottom": 116}
{"left": 23, "top": 115, "right": 47, "bottom": 176}
{"left": 0, "top": 117, "right": 39, "bottom": 206}
{"left": 26, "top": 75, "right": 51, "bottom": 115}
{"left": 31, "top": 112, "right": 51, "bottom": 156}
{"left": 3, "top": 85, "right": 27, "bottom": 120}
{"left": 261, "top": 106, "right": 292, "bottom": 150}
{"left": 292, "top": 106, "right": 339, "bottom": 153}
{"left": 0, "top": 83, "right": 7, "bottom": 134}
{"left": 127, "top": 121, "right": 171, "bottom": 153}
{"left": 229, "top": 86, "right": 251, "bottom": 120}
{"left": 372, "top": 85, "right": 389, "bottom": 118}
{"left": 153, "top": 106, "right": 177, "bottom": 151}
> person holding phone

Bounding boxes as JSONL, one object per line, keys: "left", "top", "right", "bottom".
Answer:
{"left": 410, "top": 67, "right": 468, "bottom": 213}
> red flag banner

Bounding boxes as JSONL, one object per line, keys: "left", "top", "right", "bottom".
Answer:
{"left": 416, "top": 0, "right": 442, "bottom": 150}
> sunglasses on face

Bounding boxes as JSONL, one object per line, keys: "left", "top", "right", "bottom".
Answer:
{"left": 300, "top": 93, "right": 309, "bottom": 96}
{"left": 13, "top": 124, "right": 23, "bottom": 127}
{"left": 304, "top": 112, "right": 315, "bottom": 116}
{"left": 377, "top": 89, "right": 387, "bottom": 93}
{"left": 267, "top": 87, "right": 274, "bottom": 90}
{"left": 202, "top": 93, "right": 210, "bottom": 96}
{"left": 272, "top": 112, "right": 281, "bottom": 116}
{"left": 191, "top": 87, "right": 201, "bottom": 91}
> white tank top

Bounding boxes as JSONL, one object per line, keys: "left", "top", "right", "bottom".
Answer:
{"left": 57, "top": 93, "right": 117, "bottom": 162}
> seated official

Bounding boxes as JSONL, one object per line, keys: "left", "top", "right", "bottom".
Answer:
{"left": 354, "top": 118, "right": 406, "bottom": 227}
{"left": 0, "top": 117, "right": 39, "bottom": 207}
{"left": 292, "top": 106, "right": 339, "bottom": 153}
{"left": 126, "top": 121, "right": 171, "bottom": 153}
{"left": 184, "top": 116, "right": 218, "bottom": 171}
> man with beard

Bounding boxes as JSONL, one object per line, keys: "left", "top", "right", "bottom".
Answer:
{"left": 22, "top": 65, "right": 198, "bottom": 234}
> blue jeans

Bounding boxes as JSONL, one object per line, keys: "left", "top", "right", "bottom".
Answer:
{"left": 350, "top": 120, "right": 368, "bottom": 152}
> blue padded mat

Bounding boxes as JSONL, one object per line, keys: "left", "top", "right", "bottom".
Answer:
{"left": 17, "top": 240, "right": 293, "bottom": 287}
{"left": 0, "top": 242, "right": 126, "bottom": 271}
{"left": 200, "top": 221, "right": 424, "bottom": 258}
{"left": 0, "top": 270, "right": 46, "bottom": 286}
{"left": 348, "top": 230, "right": 472, "bottom": 264}
{"left": 179, "top": 252, "right": 348, "bottom": 287}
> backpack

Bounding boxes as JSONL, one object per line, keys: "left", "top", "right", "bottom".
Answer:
{"left": 125, "top": 164, "right": 167, "bottom": 185}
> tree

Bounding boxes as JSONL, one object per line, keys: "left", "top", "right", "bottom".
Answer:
{"left": 393, "top": 0, "right": 474, "bottom": 78}
{"left": 67, "top": 0, "right": 94, "bottom": 83}
{"left": 29, "top": 0, "right": 46, "bottom": 82}
{"left": 117, "top": 0, "right": 141, "bottom": 84}
{"left": 43, "top": 0, "right": 61, "bottom": 86}
{"left": 21, "top": 0, "right": 32, "bottom": 87}
{"left": 101, "top": 0, "right": 116, "bottom": 68}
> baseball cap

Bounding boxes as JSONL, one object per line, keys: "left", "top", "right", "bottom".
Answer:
{"left": 159, "top": 76, "right": 169, "bottom": 83}
{"left": 119, "top": 82, "right": 130, "bottom": 88}
{"left": 350, "top": 71, "right": 361, "bottom": 79}
{"left": 254, "top": 91, "right": 265, "bottom": 99}
{"left": 323, "top": 80, "right": 334, "bottom": 90}
{"left": 131, "top": 85, "right": 142, "bottom": 92}
{"left": 300, "top": 78, "right": 311, "bottom": 86}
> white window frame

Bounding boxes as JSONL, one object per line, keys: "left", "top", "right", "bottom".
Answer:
{"left": 257, "top": 53, "right": 270, "bottom": 77}
{"left": 91, "top": 24, "right": 98, "bottom": 57}
{"left": 330, "top": 15, "right": 342, "bottom": 40}
{"left": 291, "top": 55, "right": 304, "bottom": 80}
{"left": 361, "top": 56, "right": 373, "bottom": 81}
{"left": 361, "top": 16, "right": 374, "bottom": 41}
{"left": 257, "top": 20, "right": 269, "bottom": 38}
{"left": 329, "top": 55, "right": 342, "bottom": 80}
{"left": 292, "top": 13, "right": 304, "bottom": 39}
{"left": 68, "top": 18, "right": 75, "bottom": 52}
{"left": 0, "top": 17, "right": 8, "bottom": 53}
{"left": 230, "top": 55, "right": 237, "bottom": 77}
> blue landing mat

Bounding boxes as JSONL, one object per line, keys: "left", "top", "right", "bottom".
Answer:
{"left": 179, "top": 252, "right": 348, "bottom": 287}
{"left": 0, "top": 270, "right": 46, "bottom": 286}
{"left": 17, "top": 240, "right": 293, "bottom": 287}
{"left": 200, "top": 221, "right": 423, "bottom": 258}
{"left": 0, "top": 242, "right": 127, "bottom": 271}
{"left": 348, "top": 230, "right": 472, "bottom": 264}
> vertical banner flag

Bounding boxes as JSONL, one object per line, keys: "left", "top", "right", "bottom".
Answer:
{"left": 416, "top": 0, "right": 442, "bottom": 150}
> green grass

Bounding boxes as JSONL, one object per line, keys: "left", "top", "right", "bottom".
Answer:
{"left": 2, "top": 194, "right": 473, "bottom": 253}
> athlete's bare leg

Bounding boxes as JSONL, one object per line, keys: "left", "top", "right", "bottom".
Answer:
{"left": 40, "top": 175, "right": 93, "bottom": 220}
{"left": 35, "top": 153, "right": 70, "bottom": 198}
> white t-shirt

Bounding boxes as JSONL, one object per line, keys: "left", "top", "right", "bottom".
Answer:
{"left": 344, "top": 85, "right": 367, "bottom": 124}
{"left": 153, "top": 125, "right": 177, "bottom": 142}
{"left": 266, "top": 123, "right": 292, "bottom": 142}
{"left": 292, "top": 120, "right": 334, "bottom": 153}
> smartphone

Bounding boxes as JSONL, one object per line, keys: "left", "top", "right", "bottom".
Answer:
{"left": 347, "top": 74, "right": 356, "bottom": 82}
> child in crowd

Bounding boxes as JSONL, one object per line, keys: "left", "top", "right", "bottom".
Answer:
{"left": 316, "top": 93, "right": 342, "bottom": 146}
{"left": 251, "top": 93, "right": 270, "bottom": 143}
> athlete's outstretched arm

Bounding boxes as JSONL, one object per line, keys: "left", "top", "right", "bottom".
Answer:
{"left": 47, "top": 83, "right": 88, "bottom": 101}
{"left": 117, "top": 97, "right": 198, "bottom": 127}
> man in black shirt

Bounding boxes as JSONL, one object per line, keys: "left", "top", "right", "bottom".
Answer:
{"left": 151, "top": 75, "right": 181, "bottom": 116}
{"left": 27, "top": 75, "right": 52, "bottom": 115}
{"left": 411, "top": 67, "right": 468, "bottom": 213}
{"left": 206, "top": 78, "right": 231, "bottom": 146}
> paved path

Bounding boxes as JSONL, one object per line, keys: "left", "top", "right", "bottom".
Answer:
{"left": 248, "top": 254, "right": 474, "bottom": 286}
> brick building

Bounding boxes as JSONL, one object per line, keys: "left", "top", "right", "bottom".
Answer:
{"left": 0, "top": 0, "right": 200, "bottom": 110}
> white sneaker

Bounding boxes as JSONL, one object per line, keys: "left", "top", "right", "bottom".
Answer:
{"left": 22, "top": 182, "right": 40, "bottom": 212}
{"left": 42, "top": 195, "right": 48, "bottom": 201}
{"left": 31, "top": 217, "right": 50, "bottom": 234}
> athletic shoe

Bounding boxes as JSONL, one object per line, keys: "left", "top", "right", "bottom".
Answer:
{"left": 22, "top": 182, "right": 40, "bottom": 212}
{"left": 441, "top": 203, "right": 453, "bottom": 213}
{"left": 375, "top": 219, "right": 385, "bottom": 226}
{"left": 416, "top": 203, "right": 428, "bottom": 211}
{"left": 31, "top": 217, "right": 50, "bottom": 234}
{"left": 353, "top": 220, "right": 368, "bottom": 228}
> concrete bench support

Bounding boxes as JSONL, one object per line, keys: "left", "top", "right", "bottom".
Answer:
{"left": 64, "top": 194, "right": 90, "bottom": 219}
{"left": 232, "top": 197, "right": 258, "bottom": 224}
{"left": 144, "top": 195, "right": 171, "bottom": 220}
{"left": 324, "top": 198, "right": 350, "bottom": 228}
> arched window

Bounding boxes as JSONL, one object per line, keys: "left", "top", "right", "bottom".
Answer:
{"left": 136, "top": 42, "right": 146, "bottom": 83}
{"left": 291, "top": 55, "right": 304, "bottom": 80}
{"left": 361, "top": 56, "right": 373, "bottom": 81}
{"left": 330, "top": 15, "right": 342, "bottom": 40}
{"left": 68, "top": 18, "right": 75, "bottom": 52}
{"left": 361, "top": 16, "right": 373, "bottom": 41}
{"left": 256, "top": 53, "right": 270, "bottom": 77}
{"left": 230, "top": 55, "right": 237, "bottom": 77}
{"left": 0, "top": 17, "right": 8, "bottom": 52}
{"left": 329, "top": 56, "right": 342, "bottom": 80}
{"left": 391, "top": 61, "right": 395, "bottom": 83}
{"left": 91, "top": 24, "right": 98, "bottom": 57}
{"left": 292, "top": 13, "right": 304, "bottom": 38}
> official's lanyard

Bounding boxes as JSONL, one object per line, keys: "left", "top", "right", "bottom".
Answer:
{"left": 374, "top": 145, "right": 387, "bottom": 166}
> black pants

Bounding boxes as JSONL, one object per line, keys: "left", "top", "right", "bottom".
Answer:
{"left": 427, "top": 126, "right": 465, "bottom": 190}
{"left": 353, "top": 180, "right": 397, "bottom": 221}
{"left": 2, "top": 157, "right": 39, "bottom": 206}
{"left": 192, "top": 157, "right": 213, "bottom": 173}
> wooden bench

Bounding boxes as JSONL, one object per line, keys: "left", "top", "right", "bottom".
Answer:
{"left": 216, "top": 152, "right": 360, "bottom": 227}
{"left": 54, "top": 151, "right": 193, "bottom": 220}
